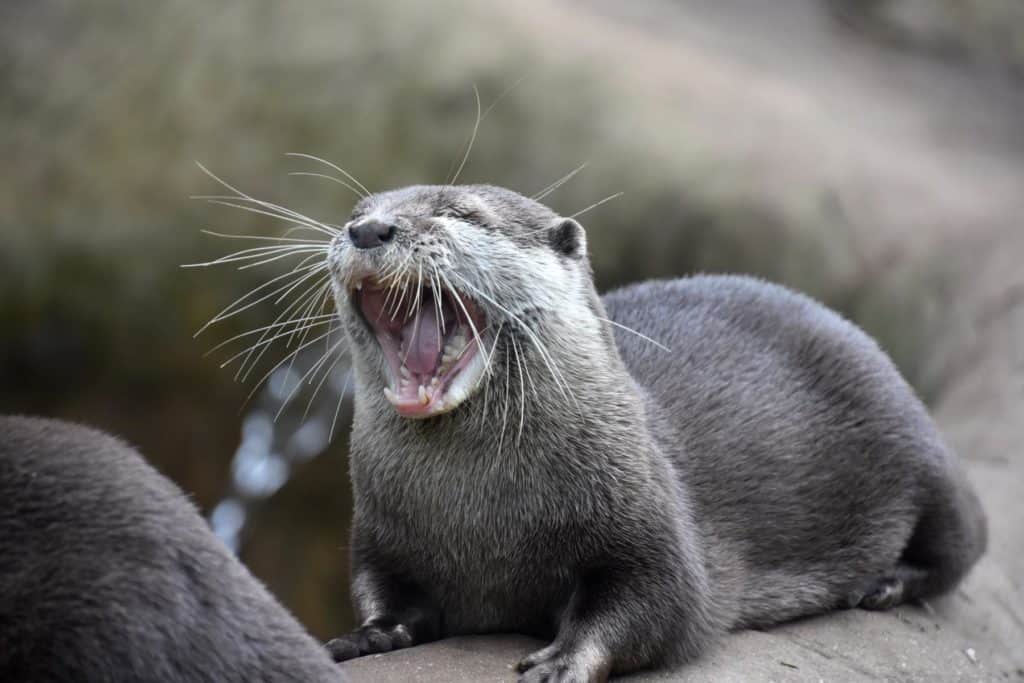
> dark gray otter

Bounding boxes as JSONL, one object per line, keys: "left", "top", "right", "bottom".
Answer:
{"left": 323, "top": 185, "right": 987, "bottom": 681}
{"left": 0, "top": 415, "right": 345, "bottom": 683}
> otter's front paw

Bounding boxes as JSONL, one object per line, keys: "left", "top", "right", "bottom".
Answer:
{"left": 325, "top": 617, "right": 414, "bottom": 662}
{"left": 516, "top": 643, "right": 610, "bottom": 683}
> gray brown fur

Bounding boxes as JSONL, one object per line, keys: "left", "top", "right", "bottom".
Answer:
{"left": 325, "top": 185, "right": 987, "bottom": 681}
{"left": 0, "top": 415, "right": 345, "bottom": 683}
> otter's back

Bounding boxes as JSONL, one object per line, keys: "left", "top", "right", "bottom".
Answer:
{"left": 0, "top": 415, "right": 343, "bottom": 683}
{"left": 601, "top": 276, "right": 978, "bottom": 605}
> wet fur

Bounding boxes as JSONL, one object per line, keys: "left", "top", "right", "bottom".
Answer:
{"left": 0, "top": 415, "right": 344, "bottom": 683}
{"left": 325, "top": 185, "right": 987, "bottom": 681}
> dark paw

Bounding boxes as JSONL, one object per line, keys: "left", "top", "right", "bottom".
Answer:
{"left": 859, "top": 576, "right": 905, "bottom": 611}
{"left": 325, "top": 618, "right": 415, "bottom": 662}
{"left": 516, "top": 643, "right": 610, "bottom": 683}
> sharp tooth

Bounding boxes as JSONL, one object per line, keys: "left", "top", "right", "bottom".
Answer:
{"left": 430, "top": 377, "right": 440, "bottom": 388}
{"left": 400, "top": 365, "right": 411, "bottom": 379}
{"left": 418, "top": 384, "right": 429, "bottom": 404}
{"left": 355, "top": 280, "right": 363, "bottom": 291}
{"left": 383, "top": 388, "right": 396, "bottom": 402}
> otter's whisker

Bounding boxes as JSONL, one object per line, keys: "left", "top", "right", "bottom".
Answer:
{"left": 400, "top": 263, "right": 425, "bottom": 366}
{"left": 275, "top": 336, "right": 347, "bottom": 422}
{"left": 478, "top": 320, "right": 505, "bottom": 431}
{"left": 285, "top": 152, "right": 371, "bottom": 198}
{"left": 569, "top": 192, "right": 624, "bottom": 219}
{"left": 240, "top": 326, "right": 339, "bottom": 407}
{"left": 447, "top": 84, "right": 482, "bottom": 186}
{"left": 203, "top": 314, "right": 336, "bottom": 357}
{"left": 200, "top": 197, "right": 337, "bottom": 237}
{"left": 193, "top": 262, "right": 327, "bottom": 336}
{"left": 287, "top": 171, "right": 366, "bottom": 202}
{"left": 195, "top": 162, "right": 343, "bottom": 232}
{"left": 303, "top": 348, "right": 345, "bottom": 425}
{"left": 230, "top": 272, "right": 331, "bottom": 380}
{"left": 497, "top": 348, "right": 512, "bottom": 457}
{"left": 430, "top": 266, "right": 444, "bottom": 351}
{"left": 510, "top": 334, "right": 528, "bottom": 446}
{"left": 480, "top": 73, "right": 529, "bottom": 121}
{"left": 448, "top": 272, "right": 579, "bottom": 413}
{"left": 182, "top": 244, "right": 327, "bottom": 269}
{"left": 236, "top": 247, "right": 332, "bottom": 271}
{"left": 594, "top": 317, "right": 672, "bottom": 353}
{"left": 284, "top": 281, "right": 332, "bottom": 351}
{"left": 328, "top": 367, "right": 353, "bottom": 443}
{"left": 532, "top": 162, "right": 587, "bottom": 201}
{"left": 239, "top": 278, "right": 332, "bottom": 382}
{"left": 220, "top": 306, "right": 330, "bottom": 371}
{"left": 301, "top": 323, "right": 347, "bottom": 423}
{"left": 199, "top": 229, "right": 330, "bottom": 245}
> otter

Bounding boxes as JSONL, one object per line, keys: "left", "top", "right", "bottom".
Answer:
{"left": 0, "top": 415, "right": 345, "bottom": 683}
{"left": 322, "top": 185, "right": 986, "bottom": 681}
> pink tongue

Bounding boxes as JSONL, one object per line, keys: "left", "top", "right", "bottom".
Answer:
{"left": 401, "top": 298, "right": 441, "bottom": 375}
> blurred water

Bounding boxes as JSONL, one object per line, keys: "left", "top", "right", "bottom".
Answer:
{"left": 210, "top": 351, "right": 352, "bottom": 553}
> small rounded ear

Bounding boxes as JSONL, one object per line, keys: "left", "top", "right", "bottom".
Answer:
{"left": 548, "top": 218, "right": 586, "bottom": 258}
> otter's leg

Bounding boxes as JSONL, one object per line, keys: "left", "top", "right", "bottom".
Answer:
{"left": 516, "top": 538, "right": 717, "bottom": 682}
{"left": 325, "top": 552, "right": 441, "bottom": 662}
{"left": 857, "top": 563, "right": 930, "bottom": 610}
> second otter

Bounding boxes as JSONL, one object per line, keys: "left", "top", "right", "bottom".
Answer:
{"left": 323, "top": 185, "right": 986, "bottom": 681}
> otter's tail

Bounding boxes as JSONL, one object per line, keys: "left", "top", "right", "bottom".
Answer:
{"left": 902, "top": 462, "right": 987, "bottom": 599}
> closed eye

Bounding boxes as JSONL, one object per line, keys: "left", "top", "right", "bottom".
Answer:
{"left": 438, "top": 209, "right": 486, "bottom": 225}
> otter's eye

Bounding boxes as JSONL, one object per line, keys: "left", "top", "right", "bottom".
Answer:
{"left": 437, "top": 208, "right": 484, "bottom": 225}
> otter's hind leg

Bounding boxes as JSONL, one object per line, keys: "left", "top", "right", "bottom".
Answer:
{"left": 857, "top": 563, "right": 929, "bottom": 610}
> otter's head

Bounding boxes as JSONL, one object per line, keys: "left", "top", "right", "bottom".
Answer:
{"left": 327, "top": 184, "right": 590, "bottom": 419}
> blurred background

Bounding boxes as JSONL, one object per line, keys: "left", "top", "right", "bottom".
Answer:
{"left": 2, "top": 0, "right": 1023, "bottom": 642}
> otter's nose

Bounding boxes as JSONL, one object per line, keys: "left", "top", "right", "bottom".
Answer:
{"left": 348, "top": 219, "right": 397, "bottom": 250}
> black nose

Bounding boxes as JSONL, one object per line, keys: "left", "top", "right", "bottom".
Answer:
{"left": 348, "top": 219, "right": 397, "bottom": 249}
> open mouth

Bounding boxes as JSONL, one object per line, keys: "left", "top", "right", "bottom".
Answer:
{"left": 351, "top": 277, "right": 488, "bottom": 418}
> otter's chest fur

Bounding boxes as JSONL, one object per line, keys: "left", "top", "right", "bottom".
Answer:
{"left": 348, "top": 408, "right": 642, "bottom": 635}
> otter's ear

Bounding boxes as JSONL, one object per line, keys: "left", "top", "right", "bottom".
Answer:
{"left": 548, "top": 218, "right": 586, "bottom": 258}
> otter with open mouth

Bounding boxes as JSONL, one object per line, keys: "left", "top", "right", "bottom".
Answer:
{"left": 324, "top": 184, "right": 986, "bottom": 682}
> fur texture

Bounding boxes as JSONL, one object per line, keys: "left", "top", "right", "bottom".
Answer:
{"left": 0, "top": 415, "right": 345, "bottom": 683}
{"left": 324, "top": 185, "right": 987, "bottom": 682}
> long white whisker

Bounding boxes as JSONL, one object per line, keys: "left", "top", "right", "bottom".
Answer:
{"left": 303, "top": 343, "right": 345, "bottom": 424}
{"left": 480, "top": 73, "right": 529, "bottom": 121}
{"left": 329, "top": 369, "right": 353, "bottom": 443}
{"left": 239, "top": 277, "right": 332, "bottom": 381}
{"left": 239, "top": 326, "right": 339, "bottom": 407}
{"left": 287, "top": 171, "right": 365, "bottom": 201}
{"left": 497, "top": 348, "right": 512, "bottom": 456}
{"left": 448, "top": 84, "right": 481, "bottom": 186}
{"left": 570, "top": 192, "right": 624, "bottom": 219}
{"left": 236, "top": 247, "right": 330, "bottom": 271}
{"left": 182, "top": 243, "right": 327, "bottom": 269}
{"left": 199, "top": 229, "right": 330, "bottom": 245}
{"left": 193, "top": 162, "right": 340, "bottom": 236}
{"left": 225, "top": 324, "right": 335, "bottom": 374}
{"left": 285, "top": 153, "right": 371, "bottom": 198}
{"left": 510, "top": 334, "right": 527, "bottom": 445}
{"left": 198, "top": 198, "right": 337, "bottom": 238}
{"left": 193, "top": 262, "right": 326, "bottom": 336}
{"left": 204, "top": 315, "right": 335, "bottom": 356}
{"left": 436, "top": 270, "right": 491, "bottom": 371}
{"left": 229, "top": 272, "right": 331, "bottom": 380}
{"left": 594, "top": 316, "right": 671, "bottom": 352}
{"left": 275, "top": 337, "right": 347, "bottom": 421}
{"left": 447, "top": 272, "right": 578, "bottom": 411}
{"left": 532, "top": 162, "right": 587, "bottom": 201}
